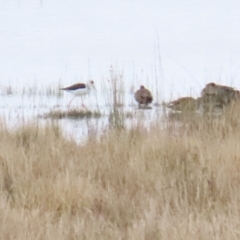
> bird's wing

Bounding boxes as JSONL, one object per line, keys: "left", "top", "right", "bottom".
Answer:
{"left": 141, "top": 89, "right": 152, "bottom": 98}
{"left": 61, "top": 83, "right": 86, "bottom": 91}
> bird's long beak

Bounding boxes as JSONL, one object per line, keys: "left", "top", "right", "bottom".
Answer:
{"left": 92, "top": 85, "right": 97, "bottom": 92}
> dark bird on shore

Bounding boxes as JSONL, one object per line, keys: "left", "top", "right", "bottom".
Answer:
{"left": 134, "top": 85, "right": 153, "bottom": 109}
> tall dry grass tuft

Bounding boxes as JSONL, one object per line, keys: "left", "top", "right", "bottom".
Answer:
{"left": 1, "top": 107, "right": 240, "bottom": 238}
{"left": 108, "top": 66, "right": 126, "bottom": 130}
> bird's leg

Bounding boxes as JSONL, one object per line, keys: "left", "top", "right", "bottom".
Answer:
{"left": 81, "top": 97, "right": 88, "bottom": 110}
{"left": 68, "top": 96, "right": 76, "bottom": 109}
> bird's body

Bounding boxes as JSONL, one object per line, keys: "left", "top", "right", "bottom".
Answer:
{"left": 164, "top": 97, "right": 201, "bottom": 112}
{"left": 60, "top": 80, "right": 96, "bottom": 109}
{"left": 61, "top": 83, "right": 91, "bottom": 96}
{"left": 134, "top": 85, "right": 153, "bottom": 109}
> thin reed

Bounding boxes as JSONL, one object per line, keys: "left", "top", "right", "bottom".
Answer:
{"left": 108, "top": 66, "right": 126, "bottom": 130}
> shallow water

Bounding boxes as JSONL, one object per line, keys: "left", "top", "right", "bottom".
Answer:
{"left": 0, "top": 90, "right": 165, "bottom": 142}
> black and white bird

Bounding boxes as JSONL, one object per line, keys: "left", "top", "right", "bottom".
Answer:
{"left": 60, "top": 80, "right": 96, "bottom": 109}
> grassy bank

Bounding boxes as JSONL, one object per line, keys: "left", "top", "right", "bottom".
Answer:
{"left": 0, "top": 107, "right": 240, "bottom": 239}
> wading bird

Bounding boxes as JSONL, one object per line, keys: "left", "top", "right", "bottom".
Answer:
{"left": 60, "top": 80, "right": 96, "bottom": 109}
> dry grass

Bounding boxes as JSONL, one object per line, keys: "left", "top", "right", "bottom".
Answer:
{"left": 41, "top": 109, "right": 102, "bottom": 120}
{"left": 1, "top": 105, "right": 240, "bottom": 239}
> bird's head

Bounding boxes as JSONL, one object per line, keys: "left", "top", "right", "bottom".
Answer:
{"left": 87, "top": 80, "right": 97, "bottom": 91}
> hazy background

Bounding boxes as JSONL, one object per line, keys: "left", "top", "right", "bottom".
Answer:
{"left": 0, "top": 0, "right": 240, "bottom": 100}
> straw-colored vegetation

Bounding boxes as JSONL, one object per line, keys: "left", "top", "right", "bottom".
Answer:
{"left": 41, "top": 109, "right": 102, "bottom": 119}
{"left": 1, "top": 103, "right": 240, "bottom": 239}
